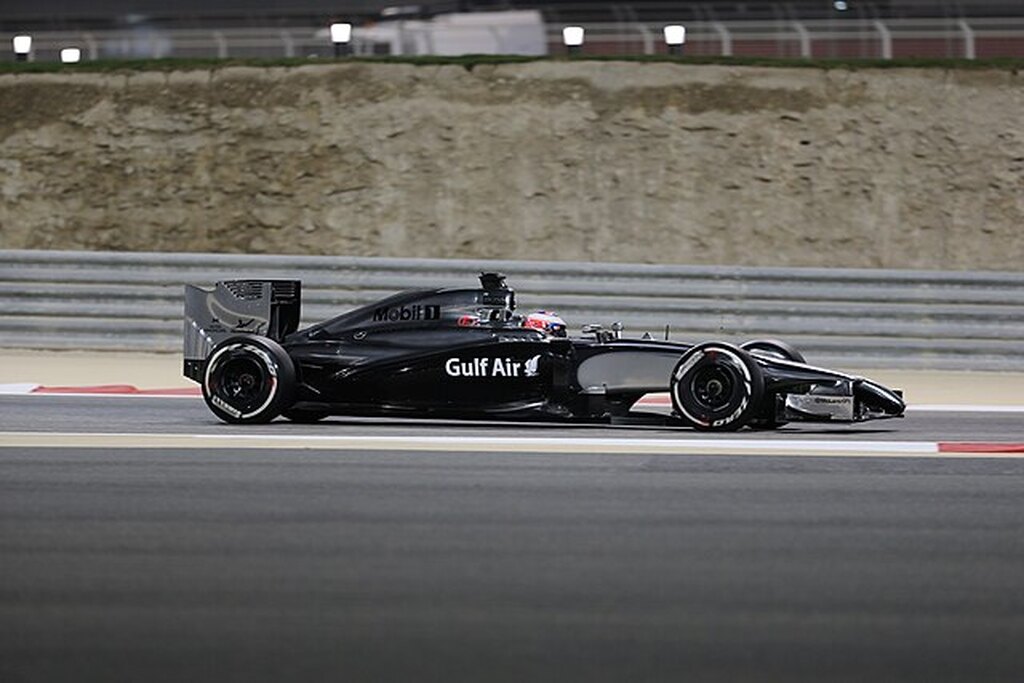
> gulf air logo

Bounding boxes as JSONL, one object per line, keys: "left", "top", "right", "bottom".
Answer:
{"left": 446, "top": 355, "right": 541, "bottom": 379}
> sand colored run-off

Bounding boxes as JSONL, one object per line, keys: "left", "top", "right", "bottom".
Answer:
{"left": 0, "top": 350, "right": 1021, "bottom": 405}
{"left": 0, "top": 350, "right": 194, "bottom": 390}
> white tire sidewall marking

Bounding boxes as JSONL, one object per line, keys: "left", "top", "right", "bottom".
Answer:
{"left": 673, "top": 346, "right": 753, "bottom": 428}
{"left": 204, "top": 343, "right": 280, "bottom": 420}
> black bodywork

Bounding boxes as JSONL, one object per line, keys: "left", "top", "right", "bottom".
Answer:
{"left": 184, "top": 273, "right": 905, "bottom": 428}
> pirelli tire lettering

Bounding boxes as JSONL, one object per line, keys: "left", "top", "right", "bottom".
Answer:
{"left": 670, "top": 342, "right": 765, "bottom": 432}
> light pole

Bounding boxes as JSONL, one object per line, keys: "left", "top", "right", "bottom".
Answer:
{"left": 13, "top": 35, "right": 32, "bottom": 62}
{"left": 330, "top": 22, "right": 352, "bottom": 57}
{"left": 664, "top": 25, "right": 686, "bottom": 56}
{"left": 562, "top": 26, "right": 584, "bottom": 56}
{"left": 60, "top": 47, "right": 81, "bottom": 64}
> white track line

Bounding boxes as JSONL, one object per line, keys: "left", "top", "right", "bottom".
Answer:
{"left": 3, "top": 431, "right": 1023, "bottom": 458}
{"left": 906, "top": 404, "right": 1024, "bottom": 413}
{"left": 0, "top": 384, "right": 41, "bottom": 394}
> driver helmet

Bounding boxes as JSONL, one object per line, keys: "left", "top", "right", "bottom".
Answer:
{"left": 523, "top": 311, "right": 567, "bottom": 337}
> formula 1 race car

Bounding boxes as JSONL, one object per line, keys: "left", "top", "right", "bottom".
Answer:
{"left": 184, "top": 273, "right": 905, "bottom": 430}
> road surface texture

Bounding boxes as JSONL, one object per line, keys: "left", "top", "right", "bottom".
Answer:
{"left": 3, "top": 379, "right": 1024, "bottom": 683}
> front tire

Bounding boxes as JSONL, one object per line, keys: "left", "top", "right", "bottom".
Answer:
{"left": 202, "top": 336, "right": 296, "bottom": 424}
{"left": 740, "top": 339, "right": 804, "bottom": 430}
{"left": 671, "top": 342, "right": 764, "bottom": 431}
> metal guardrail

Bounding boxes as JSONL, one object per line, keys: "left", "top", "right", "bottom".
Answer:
{"left": 566, "top": 18, "right": 1024, "bottom": 59}
{"left": 2, "top": 250, "right": 1022, "bottom": 370}
{"left": 13, "top": 17, "right": 1024, "bottom": 61}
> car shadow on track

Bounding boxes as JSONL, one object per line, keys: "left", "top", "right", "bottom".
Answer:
{"left": 234, "top": 415, "right": 904, "bottom": 438}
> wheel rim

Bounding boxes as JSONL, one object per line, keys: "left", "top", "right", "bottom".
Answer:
{"left": 218, "top": 356, "right": 268, "bottom": 409}
{"left": 205, "top": 343, "right": 279, "bottom": 420}
{"left": 690, "top": 365, "right": 736, "bottom": 411}
{"left": 672, "top": 344, "right": 762, "bottom": 430}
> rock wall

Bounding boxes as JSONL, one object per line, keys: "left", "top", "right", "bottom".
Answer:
{"left": 1, "top": 62, "right": 1022, "bottom": 269}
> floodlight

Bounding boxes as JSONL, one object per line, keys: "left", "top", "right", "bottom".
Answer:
{"left": 60, "top": 47, "right": 81, "bottom": 64}
{"left": 330, "top": 23, "right": 352, "bottom": 44}
{"left": 664, "top": 25, "right": 686, "bottom": 45}
{"left": 13, "top": 35, "right": 32, "bottom": 62}
{"left": 330, "top": 22, "right": 352, "bottom": 57}
{"left": 562, "top": 26, "right": 584, "bottom": 55}
{"left": 664, "top": 25, "right": 686, "bottom": 55}
{"left": 562, "top": 26, "right": 584, "bottom": 47}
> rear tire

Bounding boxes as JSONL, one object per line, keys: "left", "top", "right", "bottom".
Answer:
{"left": 671, "top": 342, "right": 764, "bottom": 432}
{"left": 202, "top": 336, "right": 296, "bottom": 424}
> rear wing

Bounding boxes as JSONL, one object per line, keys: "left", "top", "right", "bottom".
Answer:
{"left": 183, "top": 280, "right": 301, "bottom": 381}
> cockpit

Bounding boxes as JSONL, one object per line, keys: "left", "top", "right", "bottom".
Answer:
{"left": 456, "top": 273, "right": 567, "bottom": 337}
{"left": 305, "top": 271, "right": 567, "bottom": 339}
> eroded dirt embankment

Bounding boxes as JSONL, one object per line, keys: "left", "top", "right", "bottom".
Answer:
{"left": 1, "top": 62, "right": 1021, "bottom": 269}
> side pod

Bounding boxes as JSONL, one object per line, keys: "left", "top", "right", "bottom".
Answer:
{"left": 183, "top": 280, "right": 301, "bottom": 382}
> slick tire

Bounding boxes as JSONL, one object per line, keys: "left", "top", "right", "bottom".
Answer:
{"left": 202, "top": 335, "right": 296, "bottom": 424}
{"left": 740, "top": 339, "right": 804, "bottom": 430}
{"left": 671, "top": 342, "right": 764, "bottom": 432}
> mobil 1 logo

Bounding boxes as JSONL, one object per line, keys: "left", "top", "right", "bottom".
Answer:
{"left": 373, "top": 304, "right": 441, "bottom": 323}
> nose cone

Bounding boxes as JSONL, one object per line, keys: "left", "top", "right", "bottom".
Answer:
{"left": 855, "top": 379, "right": 906, "bottom": 416}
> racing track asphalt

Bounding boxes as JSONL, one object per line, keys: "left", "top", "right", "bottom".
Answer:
{"left": 2, "top": 395, "right": 1024, "bottom": 683}
{"left": 2, "top": 394, "right": 1024, "bottom": 442}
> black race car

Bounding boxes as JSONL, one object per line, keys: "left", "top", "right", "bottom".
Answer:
{"left": 184, "top": 272, "right": 905, "bottom": 430}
